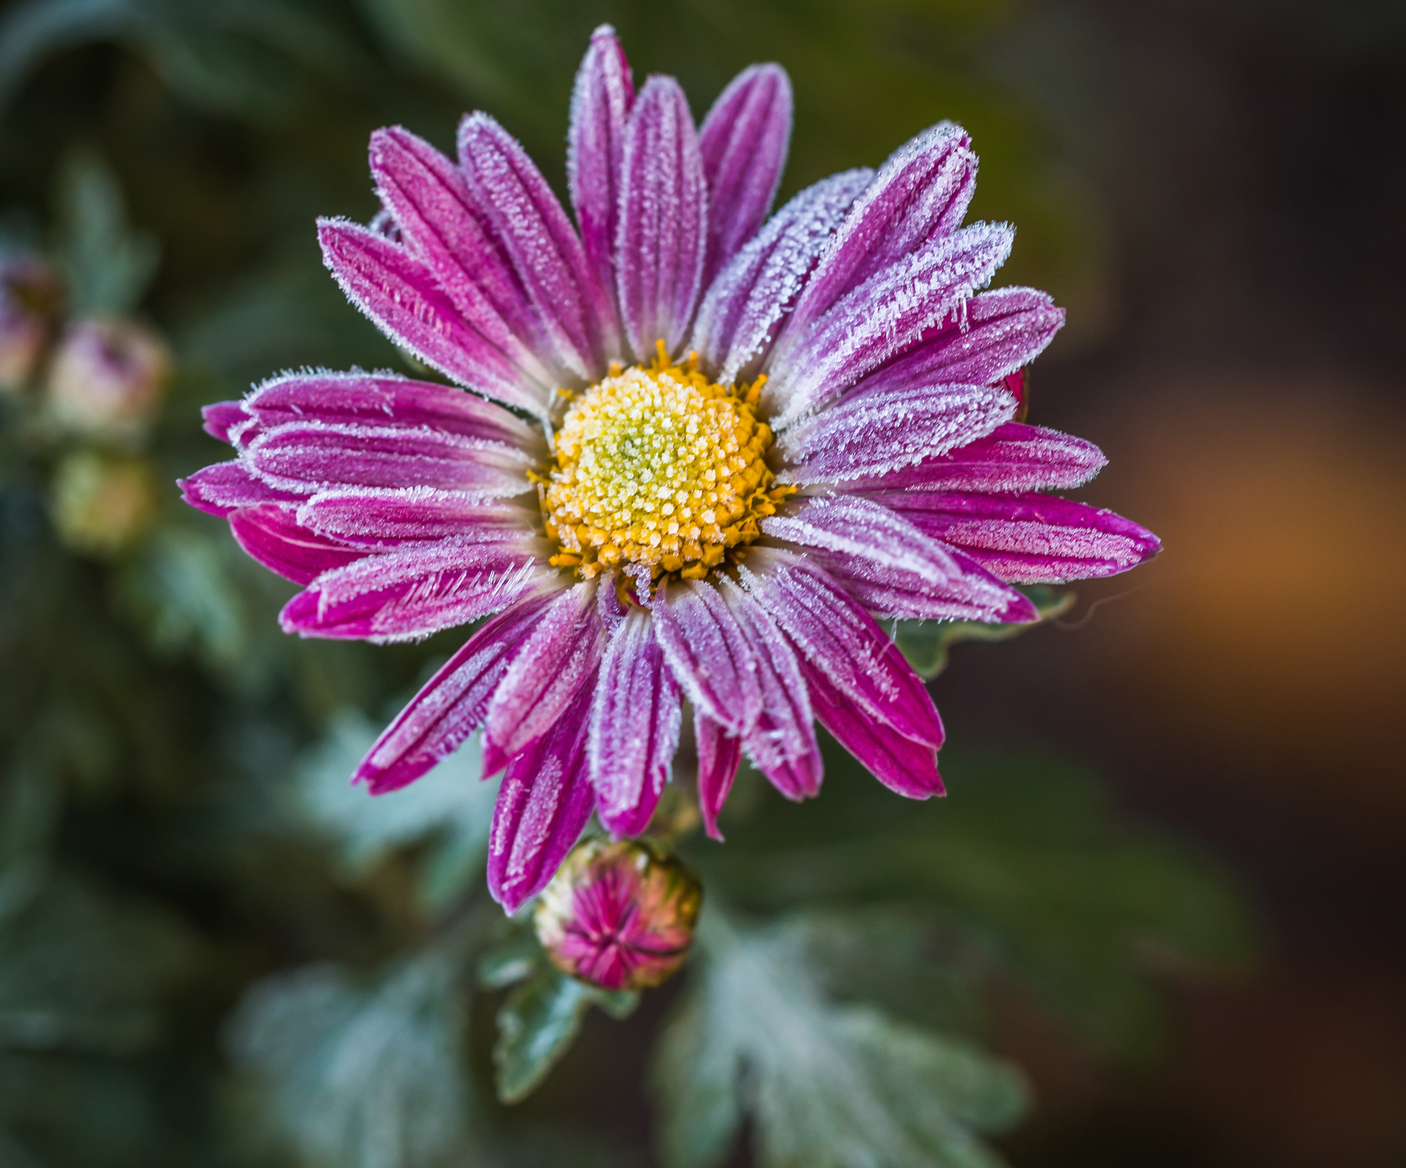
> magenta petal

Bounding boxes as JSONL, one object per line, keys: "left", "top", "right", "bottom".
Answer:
{"left": 482, "top": 580, "right": 607, "bottom": 773}
{"left": 589, "top": 609, "right": 682, "bottom": 837}
{"left": 317, "top": 219, "right": 548, "bottom": 417}
{"left": 738, "top": 549, "right": 944, "bottom": 747}
{"left": 241, "top": 370, "right": 542, "bottom": 454}
{"left": 804, "top": 662, "right": 945, "bottom": 799}
{"left": 694, "top": 711, "right": 742, "bottom": 841}
{"left": 691, "top": 168, "right": 871, "bottom": 385}
{"left": 767, "top": 222, "right": 1015, "bottom": 424}
{"left": 243, "top": 421, "right": 533, "bottom": 498}
{"left": 278, "top": 536, "right": 550, "bottom": 643}
{"left": 878, "top": 490, "right": 1162, "bottom": 584}
{"left": 697, "top": 63, "right": 792, "bottom": 286}
{"left": 778, "top": 382, "right": 1015, "bottom": 484}
{"left": 458, "top": 112, "right": 613, "bottom": 376}
{"left": 650, "top": 579, "right": 761, "bottom": 735}
{"left": 849, "top": 421, "right": 1109, "bottom": 493}
{"left": 354, "top": 587, "right": 565, "bottom": 794}
{"left": 296, "top": 489, "right": 533, "bottom": 548}
{"left": 841, "top": 287, "right": 1064, "bottom": 403}
{"left": 178, "top": 460, "right": 303, "bottom": 517}
{"left": 568, "top": 24, "right": 634, "bottom": 317}
{"left": 202, "top": 400, "right": 247, "bottom": 444}
{"left": 488, "top": 684, "right": 597, "bottom": 913}
{"left": 717, "top": 578, "right": 822, "bottom": 801}
{"left": 369, "top": 127, "right": 557, "bottom": 385}
{"left": 228, "top": 505, "right": 366, "bottom": 584}
{"left": 615, "top": 75, "right": 708, "bottom": 361}
{"left": 779, "top": 122, "right": 977, "bottom": 346}
{"left": 763, "top": 496, "right": 1036, "bottom": 623}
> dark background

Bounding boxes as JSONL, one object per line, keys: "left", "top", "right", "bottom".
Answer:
{"left": 2, "top": 0, "right": 1403, "bottom": 1164}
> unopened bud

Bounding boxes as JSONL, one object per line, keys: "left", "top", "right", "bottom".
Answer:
{"left": 46, "top": 316, "right": 170, "bottom": 440}
{"left": 51, "top": 450, "right": 158, "bottom": 557}
{"left": 0, "top": 252, "right": 62, "bottom": 395}
{"left": 534, "top": 839, "right": 702, "bottom": 992}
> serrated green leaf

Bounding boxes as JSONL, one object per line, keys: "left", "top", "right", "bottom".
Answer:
{"left": 228, "top": 940, "right": 475, "bottom": 1168}
{"left": 699, "top": 749, "right": 1258, "bottom": 1062}
{"left": 290, "top": 707, "right": 499, "bottom": 912}
{"left": 653, "top": 908, "right": 1028, "bottom": 1168}
{"left": 54, "top": 148, "right": 160, "bottom": 315}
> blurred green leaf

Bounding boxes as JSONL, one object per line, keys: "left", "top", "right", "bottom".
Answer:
{"left": 494, "top": 963, "right": 640, "bottom": 1105}
{"left": 228, "top": 938, "right": 475, "bottom": 1168}
{"left": 117, "top": 507, "right": 294, "bottom": 694}
{"left": 894, "top": 587, "right": 1076, "bottom": 679}
{"left": 0, "top": 872, "right": 195, "bottom": 1057}
{"left": 54, "top": 147, "right": 159, "bottom": 316}
{"left": 291, "top": 708, "right": 500, "bottom": 912}
{"left": 700, "top": 750, "right": 1257, "bottom": 1061}
{"left": 653, "top": 906, "right": 1027, "bottom": 1168}
{"left": 0, "top": 0, "right": 368, "bottom": 118}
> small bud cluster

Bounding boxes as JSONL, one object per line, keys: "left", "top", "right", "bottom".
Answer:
{"left": 0, "top": 248, "right": 170, "bottom": 557}
{"left": 0, "top": 252, "right": 63, "bottom": 396}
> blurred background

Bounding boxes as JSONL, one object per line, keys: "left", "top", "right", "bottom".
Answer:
{"left": 0, "top": 0, "right": 1403, "bottom": 1165}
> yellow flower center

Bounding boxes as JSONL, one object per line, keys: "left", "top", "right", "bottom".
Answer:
{"left": 543, "top": 344, "right": 787, "bottom": 581}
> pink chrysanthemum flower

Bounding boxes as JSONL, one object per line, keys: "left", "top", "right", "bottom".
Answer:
{"left": 182, "top": 26, "right": 1159, "bottom": 912}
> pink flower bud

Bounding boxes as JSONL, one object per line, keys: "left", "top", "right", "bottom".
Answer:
{"left": 534, "top": 839, "right": 702, "bottom": 992}
{"left": 51, "top": 450, "right": 158, "bottom": 556}
{"left": 46, "top": 316, "right": 170, "bottom": 440}
{"left": 0, "top": 252, "right": 62, "bottom": 396}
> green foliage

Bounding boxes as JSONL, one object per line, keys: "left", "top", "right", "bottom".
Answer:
{"left": 653, "top": 906, "right": 1029, "bottom": 1168}
{"left": 290, "top": 708, "right": 500, "bottom": 912}
{"left": 228, "top": 935, "right": 476, "bottom": 1168}
{"left": 699, "top": 750, "right": 1257, "bottom": 1061}
{"left": 53, "top": 148, "right": 159, "bottom": 317}
{"left": 0, "top": 0, "right": 368, "bottom": 118}
{"left": 479, "top": 922, "right": 639, "bottom": 1104}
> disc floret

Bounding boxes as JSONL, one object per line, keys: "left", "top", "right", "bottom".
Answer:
{"left": 544, "top": 343, "right": 787, "bottom": 580}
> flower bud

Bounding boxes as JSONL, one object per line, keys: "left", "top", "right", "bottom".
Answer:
{"left": 534, "top": 839, "right": 702, "bottom": 992}
{"left": 46, "top": 316, "right": 170, "bottom": 440}
{"left": 0, "top": 252, "right": 62, "bottom": 395}
{"left": 51, "top": 450, "right": 159, "bottom": 557}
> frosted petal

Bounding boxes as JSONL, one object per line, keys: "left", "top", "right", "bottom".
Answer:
{"left": 762, "top": 496, "right": 1036, "bottom": 623}
{"left": 737, "top": 548, "right": 943, "bottom": 746}
{"left": 615, "top": 76, "right": 708, "bottom": 361}
{"left": 278, "top": 535, "right": 551, "bottom": 643}
{"left": 778, "top": 382, "right": 1016, "bottom": 484}
{"left": 878, "top": 490, "right": 1162, "bottom": 584}
{"left": 766, "top": 222, "right": 1015, "bottom": 425}
{"left": 489, "top": 684, "right": 597, "bottom": 912}
{"left": 369, "top": 126, "right": 558, "bottom": 384}
{"left": 650, "top": 578, "right": 762, "bottom": 735}
{"left": 691, "top": 169, "right": 871, "bottom": 384}
{"left": 353, "top": 587, "right": 565, "bottom": 793}
{"left": 317, "top": 219, "right": 548, "bottom": 417}
{"left": 773, "top": 122, "right": 977, "bottom": 357}
{"left": 568, "top": 24, "right": 634, "bottom": 318}
{"left": 698, "top": 63, "right": 792, "bottom": 286}
{"left": 458, "top": 112, "right": 614, "bottom": 376}
{"left": 482, "top": 579, "right": 607, "bottom": 772}
{"left": 589, "top": 609, "right": 681, "bottom": 837}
